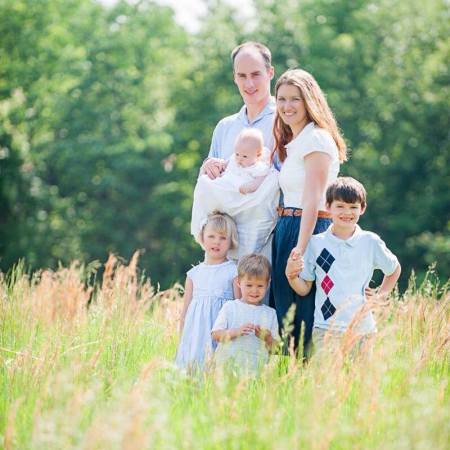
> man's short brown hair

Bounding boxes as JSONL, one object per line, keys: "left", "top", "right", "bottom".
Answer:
{"left": 231, "top": 41, "right": 272, "bottom": 70}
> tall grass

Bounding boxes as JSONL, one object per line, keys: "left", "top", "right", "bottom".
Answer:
{"left": 0, "top": 254, "right": 448, "bottom": 449}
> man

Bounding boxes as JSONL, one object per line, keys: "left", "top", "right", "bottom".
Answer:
{"left": 196, "top": 43, "right": 278, "bottom": 306}
{"left": 202, "top": 42, "right": 276, "bottom": 179}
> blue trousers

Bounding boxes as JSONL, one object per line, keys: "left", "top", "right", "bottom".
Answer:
{"left": 269, "top": 214, "right": 331, "bottom": 356}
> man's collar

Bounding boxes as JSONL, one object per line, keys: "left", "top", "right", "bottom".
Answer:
{"left": 238, "top": 97, "right": 275, "bottom": 125}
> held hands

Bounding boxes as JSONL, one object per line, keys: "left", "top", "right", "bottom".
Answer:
{"left": 201, "top": 158, "right": 226, "bottom": 179}
{"left": 285, "top": 248, "right": 304, "bottom": 280}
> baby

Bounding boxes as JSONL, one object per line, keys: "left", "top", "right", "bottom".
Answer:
{"left": 224, "top": 128, "right": 270, "bottom": 194}
{"left": 191, "top": 129, "right": 279, "bottom": 257}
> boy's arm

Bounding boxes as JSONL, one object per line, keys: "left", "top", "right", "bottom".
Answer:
{"left": 239, "top": 175, "right": 266, "bottom": 194}
{"left": 212, "top": 324, "right": 255, "bottom": 342}
{"left": 365, "top": 263, "right": 401, "bottom": 301}
{"left": 288, "top": 277, "right": 313, "bottom": 297}
{"left": 254, "top": 326, "right": 279, "bottom": 352}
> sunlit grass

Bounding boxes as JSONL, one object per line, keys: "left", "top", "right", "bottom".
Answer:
{"left": 0, "top": 254, "right": 448, "bottom": 449}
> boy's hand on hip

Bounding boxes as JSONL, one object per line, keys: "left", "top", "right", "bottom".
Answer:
{"left": 365, "top": 287, "right": 388, "bottom": 302}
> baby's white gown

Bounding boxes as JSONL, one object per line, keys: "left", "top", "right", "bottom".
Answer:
{"left": 191, "top": 153, "right": 280, "bottom": 259}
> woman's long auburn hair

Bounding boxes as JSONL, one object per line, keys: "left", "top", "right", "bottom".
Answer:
{"left": 272, "top": 69, "right": 347, "bottom": 163}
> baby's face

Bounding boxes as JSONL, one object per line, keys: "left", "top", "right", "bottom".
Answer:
{"left": 234, "top": 139, "right": 262, "bottom": 168}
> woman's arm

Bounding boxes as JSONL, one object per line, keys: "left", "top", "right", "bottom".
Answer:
{"left": 296, "top": 152, "right": 331, "bottom": 254}
{"left": 179, "top": 277, "right": 193, "bottom": 334}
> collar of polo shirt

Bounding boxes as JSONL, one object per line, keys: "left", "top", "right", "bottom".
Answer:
{"left": 238, "top": 97, "right": 276, "bottom": 126}
{"left": 325, "top": 224, "right": 363, "bottom": 247}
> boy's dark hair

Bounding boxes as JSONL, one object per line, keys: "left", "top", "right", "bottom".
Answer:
{"left": 231, "top": 42, "right": 272, "bottom": 70}
{"left": 326, "top": 177, "right": 367, "bottom": 207}
{"left": 238, "top": 253, "right": 271, "bottom": 281}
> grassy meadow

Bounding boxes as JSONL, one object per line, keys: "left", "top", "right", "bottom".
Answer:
{"left": 0, "top": 254, "right": 449, "bottom": 450}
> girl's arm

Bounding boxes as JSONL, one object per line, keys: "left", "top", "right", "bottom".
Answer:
{"left": 295, "top": 152, "right": 331, "bottom": 254}
{"left": 233, "top": 277, "right": 241, "bottom": 299}
{"left": 179, "top": 277, "right": 194, "bottom": 334}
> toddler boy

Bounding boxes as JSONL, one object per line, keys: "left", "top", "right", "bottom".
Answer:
{"left": 212, "top": 254, "right": 280, "bottom": 373}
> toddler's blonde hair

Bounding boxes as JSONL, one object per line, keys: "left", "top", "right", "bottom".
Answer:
{"left": 238, "top": 253, "right": 271, "bottom": 281}
{"left": 198, "top": 210, "right": 238, "bottom": 250}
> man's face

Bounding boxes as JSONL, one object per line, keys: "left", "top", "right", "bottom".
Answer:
{"left": 233, "top": 49, "right": 274, "bottom": 109}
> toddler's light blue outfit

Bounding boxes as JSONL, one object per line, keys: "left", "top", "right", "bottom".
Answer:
{"left": 176, "top": 260, "right": 237, "bottom": 370}
{"left": 212, "top": 299, "right": 280, "bottom": 374}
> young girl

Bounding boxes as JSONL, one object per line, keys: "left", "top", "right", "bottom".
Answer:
{"left": 191, "top": 129, "right": 280, "bottom": 259}
{"left": 176, "top": 211, "right": 241, "bottom": 370}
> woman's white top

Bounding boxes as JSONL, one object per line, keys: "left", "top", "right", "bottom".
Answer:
{"left": 278, "top": 122, "right": 340, "bottom": 210}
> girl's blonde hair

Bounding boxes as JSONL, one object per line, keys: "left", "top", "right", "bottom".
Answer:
{"left": 198, "top": 210, "right": 238, "bottom": 250}
{"left": 272, "top": 69, "right": 347, "bottom": 163}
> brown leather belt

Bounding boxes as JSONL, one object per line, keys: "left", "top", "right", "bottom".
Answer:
{"left": 277, "top": 207, "right": 331, "bottom": 219}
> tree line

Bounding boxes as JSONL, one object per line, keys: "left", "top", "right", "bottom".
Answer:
{"left": 1, "top": 0, "right": 448, "bottom": 288}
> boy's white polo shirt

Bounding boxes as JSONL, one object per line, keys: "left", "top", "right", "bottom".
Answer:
{"left": 300, "top": 225, "right": 399, "bottom": 334}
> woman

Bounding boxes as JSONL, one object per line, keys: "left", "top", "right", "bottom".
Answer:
{"left": 270, "top": 69, "right": 347, "bottom": 355}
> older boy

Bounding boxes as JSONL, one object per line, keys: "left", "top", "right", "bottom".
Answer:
{"left": 286, "top": 177, "right": 401, "bottom": 348}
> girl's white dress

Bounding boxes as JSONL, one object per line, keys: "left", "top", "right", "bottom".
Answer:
{"left": 175, "top": 260, "right": 237, "bottom": 370}
{"left": 191, "top": 153, "right": 280, "bottom": 259}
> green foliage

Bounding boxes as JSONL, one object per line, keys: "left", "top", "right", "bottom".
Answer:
{"left": 0, "top": 0, "right": 449, "bottom": 286}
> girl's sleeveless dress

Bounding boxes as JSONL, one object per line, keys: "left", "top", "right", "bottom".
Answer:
{"left": 175, "top": 260, "right": 237, "bottom": 370}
